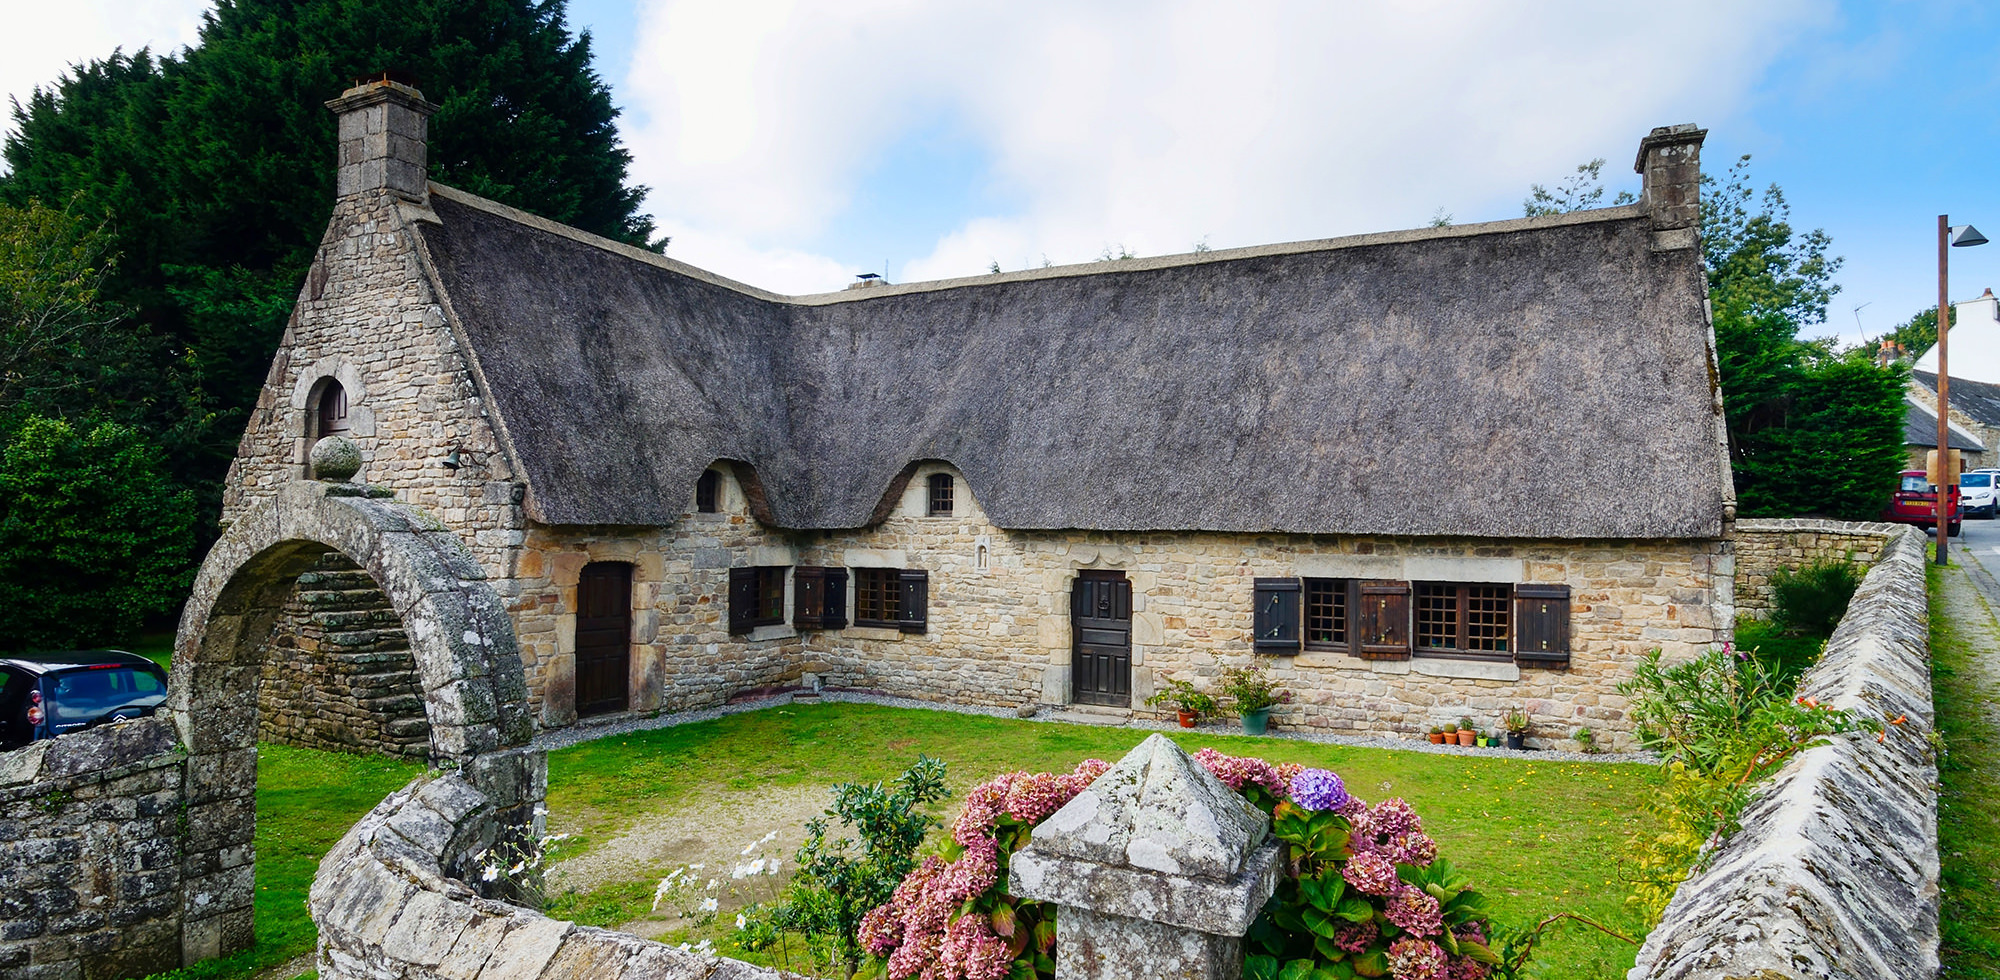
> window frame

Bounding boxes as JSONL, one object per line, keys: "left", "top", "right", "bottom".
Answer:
{"left": 728, "top": 565, "right": 788, "bottom": 633}
{"left": 854, "top": 567, "right": 902, "bottom": 628}
{"left": 927, "top": 473, "right": 955, "bottom": 516}
{"left": 696, "top": 469, "right": 721, "bottom": 513}
{"left": 1412, "top": 581, "right": 1513, "bottom": 661}
{"left": 1302, "top": 577, "right": 1352, "bottom": 651}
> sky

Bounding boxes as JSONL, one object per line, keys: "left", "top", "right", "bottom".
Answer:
{"left": 4, "top": 0, "right": 1998, "bottom": 347}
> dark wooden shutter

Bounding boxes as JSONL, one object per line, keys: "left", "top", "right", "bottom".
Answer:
{"left": 794, "top": 567, "right": 850, "bottom": 630}
{"left": 1252, "top": 578, "right": 1301, "bottom": 653}
{"left": 1356, "top": 580, "right": 1411, "bottom": 659}
{"left": 794, "top": 567, "right": 826, "bottom": 629}
{"left": 728, "top": 567, "right": 756, "bottom": 634}
{"left": 823, "top": 568, "right": 848, "bottom": 630}
{"left": 897, "top": 569, "right": 929, "bottom": 634}
{"left": 1514, "top": 584, "right": 1571, "bottom": 667}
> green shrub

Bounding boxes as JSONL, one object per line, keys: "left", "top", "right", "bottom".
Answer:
{"left": 741, "top": 756, "right": 949, "bottom": 978}
{"left": 1617, "top": 646, "right": 1876, "bottom": 921}
{"left": 1769, "top": 559, "right": 1862, "bottom": 637}
{"left": 0, "top": 416, "right": 195, "bottom": 650}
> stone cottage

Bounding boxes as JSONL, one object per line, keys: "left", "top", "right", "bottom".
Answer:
{"left": 224, "top": 78, "right": 1736, "bottom": 750}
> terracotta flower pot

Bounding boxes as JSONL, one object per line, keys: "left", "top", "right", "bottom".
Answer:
{"left": 1428, "top": 732, "right": 1445, "bottom": 744}
{"left": 1177, "top": 710, "right": 1198, "bottom": 728}
{"left": 1456, "top": 729, "right": 1476, "bottom": 747}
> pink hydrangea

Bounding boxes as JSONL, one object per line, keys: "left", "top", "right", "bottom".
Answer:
{"left": 1341, "top": 851, "right": 1401, "bottom": 895}
{"left": 1387, "top": 937, "right": 1448, "bottom": 980}
{"left": 937, "top": 912, "right": 1013, "bottom": 980}
{"left": 1384, "top": 886, "right": 1444, "bottom": 937}
{"left": 869, "top": 758, "right": 1107, "bottom": 979}
{"left": 859, "top": 904, "right": 902, "bottom": 957}
{"left": 1332, "top": 918, "right": 1379, "bottom": 953}
{"left": 1351, "top": 798, "right": 1436, "bottom": 866}
{"left": 1193, "top": 748, "right": 1296, "bottom": 798}
{"left": 1446, "top": 955, "right": 1492, "bottom": 980}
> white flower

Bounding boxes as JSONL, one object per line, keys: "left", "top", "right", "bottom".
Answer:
{"left": 765, "top": 858, "right": 781, "bottom": 876}
{"left": 481, "top": 865, "right": 500, "bottom": 882}
{"left": 735, "top": 914, "right": 748, "bottom": 930}
{"left": 707, "top": 878, "right": 718, "bottom": 889}
{"left": 508, "top": 861, "right": 526, "bottom": 875}
{"left": 760, "top": 830, "right": 778, "bottom": 844}
{"left": 741, "top": 841, "right": 758, "bottom": 856}
{"left": 700, "top": 897, "right": 719, "bottom": 913}
{"left": 694, "top": 939, "right": 714, "bottom": 954}
{"left": 651, "top": 877, "right": 675, "bottom": 912}
{"left": 688, "top": 863, "right": 704, "bottom": 871}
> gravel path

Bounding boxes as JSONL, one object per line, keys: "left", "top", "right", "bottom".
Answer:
{"left": 532, "top": 689, "right": 1654, "bottom": 765}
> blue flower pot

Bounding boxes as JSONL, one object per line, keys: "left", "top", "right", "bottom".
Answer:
{"left": 1240, "top": 708, "right": 1273, "bottom": 735}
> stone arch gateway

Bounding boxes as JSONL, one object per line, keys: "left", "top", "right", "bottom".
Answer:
{"left": 168, "top": 479, "right": 543, "bottom": 960}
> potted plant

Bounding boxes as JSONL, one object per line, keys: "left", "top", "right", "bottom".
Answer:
{"left": 1144, "top": 677, "right": 1217, "bottom": 728}
{"left": 1220, "top": 665, "right": 1291, "bottom": 735}
{"left": 1441, "top": 722, "right": 1458, "bottom": 741}
{"left": 1455, "top": 716, "right": 1477, "bottom": 747}
{"left": 1428, "top": 725, "right": 1445, "bottom": 744}
{"left": 1502, "top": 710, "right": 1531, "bottom": 750}
{"left": 1476, "top": 731, "right": 1493, "bottom": 748}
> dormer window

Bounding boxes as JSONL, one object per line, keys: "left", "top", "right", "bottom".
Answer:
{"left": 315, "top": 380, "right": 350, "bottom": 442}
{"left": 696, "top": 469, "right": 721, "bottom": 513}
{"left": 927, "top": 473, "right": 954, "bottom": 516}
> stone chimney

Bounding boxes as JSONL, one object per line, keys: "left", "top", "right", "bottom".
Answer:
{"left": 1633, "top": 123, "right": 1707, "bottom": 250}
{"left": 324, "top": 72, "right": 438, "bottom": 204}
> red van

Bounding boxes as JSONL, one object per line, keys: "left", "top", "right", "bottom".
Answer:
{"left": 1883, "top": 470, "right": 1962, "bottom": 536}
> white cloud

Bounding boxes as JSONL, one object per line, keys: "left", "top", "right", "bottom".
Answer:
{"left": 0, "top": 0, "right": 209, "bottom": 137}
{"left": 622, "top": 0, "right": 1831, "bottom": 293}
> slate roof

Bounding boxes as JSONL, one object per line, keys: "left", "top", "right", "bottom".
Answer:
{"left": 410, "top": 185, "right": 1730, "bottom": 539}
{"left": 1904, "top": 400, "right": 1985, "bottom": 451}
{"left": 1914, "top": 371, "right": 2000, "bottom": 431}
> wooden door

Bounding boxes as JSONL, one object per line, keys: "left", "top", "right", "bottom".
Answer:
{"left": 575, "top": 562, "right": 632, "bottom": 717}
{"left": 1071, "top": 571, "right": 1132, "bottom": 706}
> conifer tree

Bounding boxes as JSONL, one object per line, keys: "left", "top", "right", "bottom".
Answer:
{"left": 1, "top": 0, "right": 656, "bottom": 517}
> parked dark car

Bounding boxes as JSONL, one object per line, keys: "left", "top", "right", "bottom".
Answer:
{"left": 1882, "top": 470, "right": 1962, "bottom": 536}
{"left": 0, "top": 651, "right": 169, "bottom": 751}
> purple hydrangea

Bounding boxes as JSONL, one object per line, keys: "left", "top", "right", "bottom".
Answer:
{"left": 1288, "top": 767, "right": 1351, "bottom": 811}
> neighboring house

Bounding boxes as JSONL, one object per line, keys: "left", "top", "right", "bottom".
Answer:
{"left": 1907, "top": 290, "right": 2000, "bottom": 470}
{"left": 224, "top": 79, "right": 1735, "bottom": 749}
{"left": 1902, "top": 398, "right": 1986, "bottom": 471}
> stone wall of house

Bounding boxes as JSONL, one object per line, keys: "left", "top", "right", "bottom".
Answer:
{"left": 504, "top": 467, "right": 806, "bottom": 727}
{"left": 222, "top": 190, "right": 525, "bottom": 574}
{"left": 258, "top": 552, "right": 431, "bottom": 759}
{"left": 779, "top": 466, "right": 1732, "bottom": 752}
{"left": 1632, "top": 523, "right": 1934, "bottom": 979}
{"left": 0, "top": 718, "right": 189, "bottom": 980}
{"left": 1732, "top": 518, "right": 1898, "bottom": 619}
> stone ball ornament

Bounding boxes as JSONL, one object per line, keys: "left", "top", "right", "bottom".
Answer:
{"left": 310, "top": 436, "right": 364, "bottom": 482}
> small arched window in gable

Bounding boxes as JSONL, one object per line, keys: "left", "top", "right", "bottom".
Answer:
{"left": 315, "top": 380, "right": 351, "bottom": 442}
{"left": 696, "top": 469, "right": 722, "bottom": 513}
{"left": 927, "top": 473, "right": 955, "bottom": 516}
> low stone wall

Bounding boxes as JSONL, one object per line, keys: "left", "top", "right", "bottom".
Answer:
{"left": 260, "top": 552, "right": 432, "bottom": 759}
{"left": 0, "top": 717, "right": 188, "bottom": 980}
{"left": 1733, "top": 518, "right": 1899, "bottom": 618}
{"left": 1631, "top": 523, "right": 1936, "bottom": 979}
{"left": 311, "top": 752, "right": 798, "bottom": 980}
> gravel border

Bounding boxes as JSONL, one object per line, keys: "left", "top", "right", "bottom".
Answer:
{"left": 531, "top": 689, "right": 1655, "bottom": 765}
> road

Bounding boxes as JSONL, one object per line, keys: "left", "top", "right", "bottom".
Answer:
{"left": 1946, "top": 515, "right": 2000, "bottom": 605}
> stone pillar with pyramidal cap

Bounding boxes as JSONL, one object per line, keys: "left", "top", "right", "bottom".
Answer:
{"left": 1008, "top": 733, "right": 1282, "bottom": 980}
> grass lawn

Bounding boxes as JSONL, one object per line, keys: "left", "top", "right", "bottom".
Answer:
{"left": 545, "top": 701, "right": 1660, "bottom": 979}
{"left": 1932, "top": 556, "right": 2000, "bottom": 977}
{"left": 146, "top": 744, "right": 424, "bottom": 980}
{"left": 1732, "top": 617, "right": 1825, "bottom": 687}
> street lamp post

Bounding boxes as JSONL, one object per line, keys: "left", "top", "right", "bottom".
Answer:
{"left": 1937, "top": 215, "right": 1988, "bottom": 565}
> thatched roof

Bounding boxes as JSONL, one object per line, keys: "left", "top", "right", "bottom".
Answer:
{"left": 411, "top": 186, "right": 1729, "bottom": 538}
